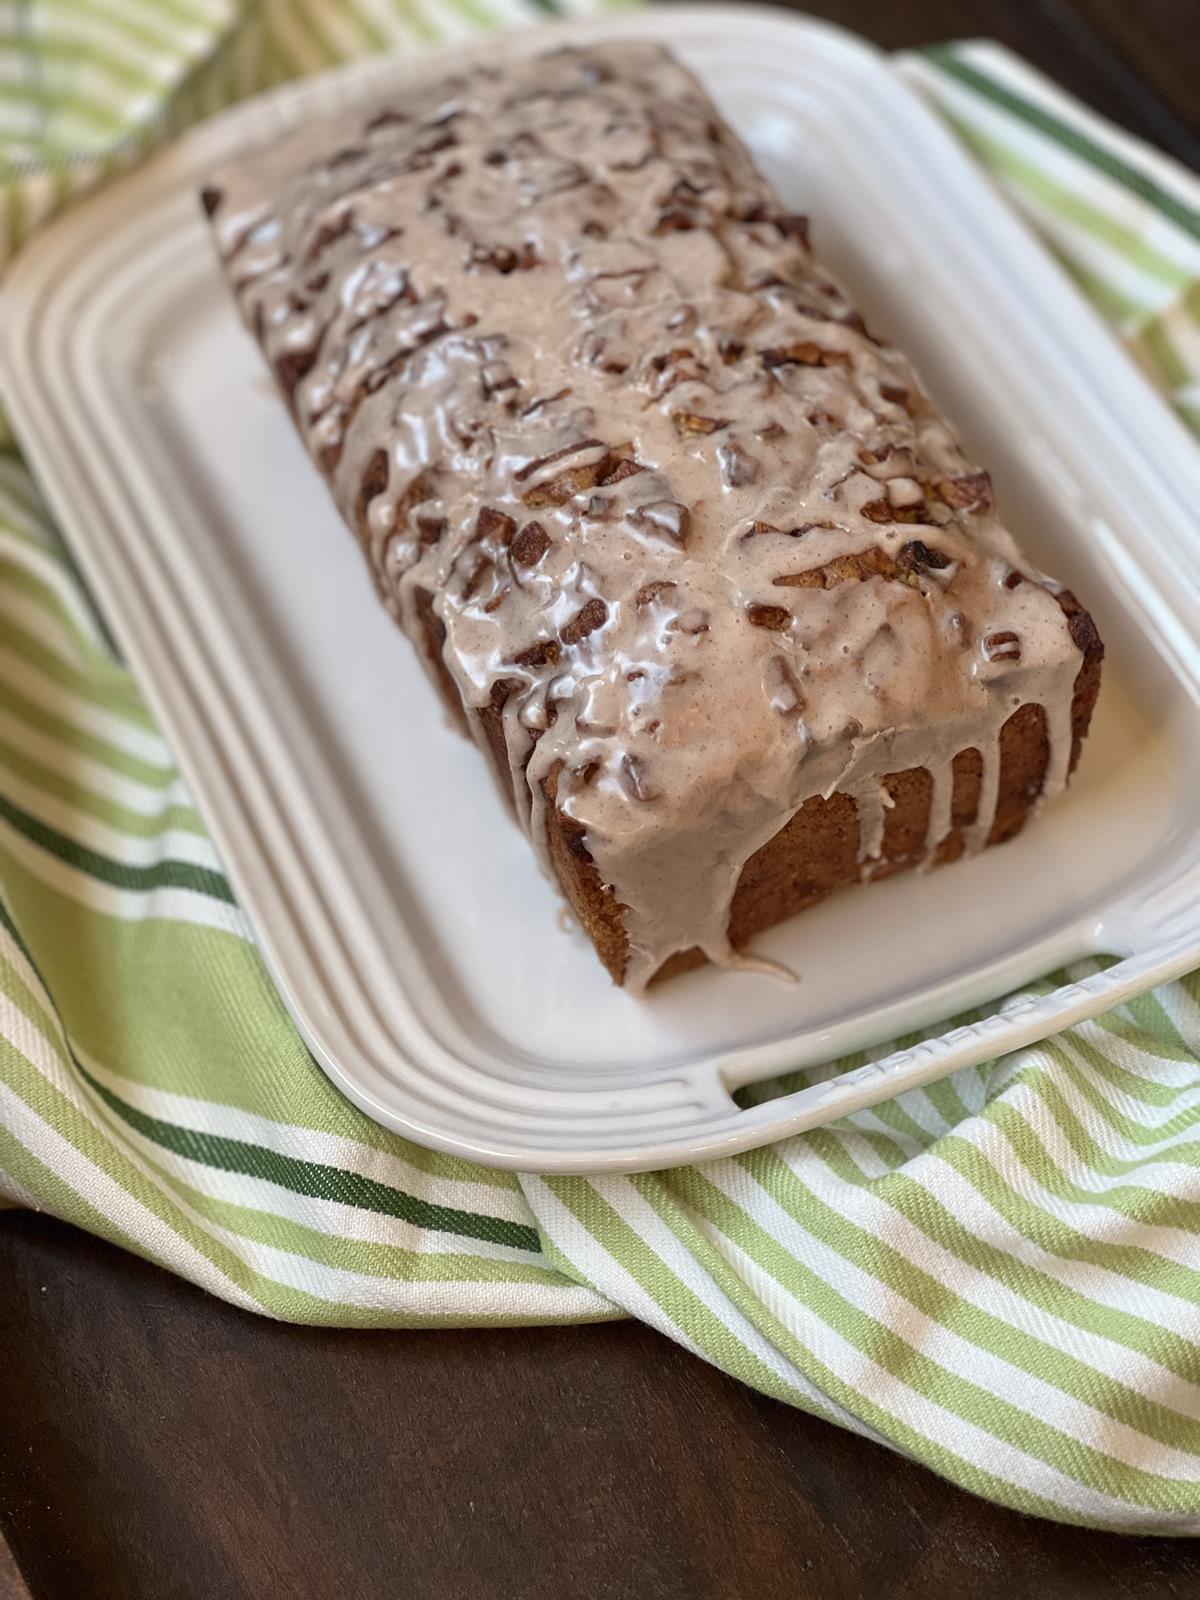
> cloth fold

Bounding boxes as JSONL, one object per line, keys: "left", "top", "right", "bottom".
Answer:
{"left": 3, "top": 1, "right": 1200, "bottom": 1533}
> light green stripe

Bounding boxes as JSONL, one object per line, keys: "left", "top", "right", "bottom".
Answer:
{"left": 0, "top": 902, "right": 534, "bottom": 1235}
{"left": 951, "top": 123, "right": 1192, "bottom": 289}
{"left": 1124, "top": 986, "right": 1198, "bottom": 1053}
{"left": 1067, "top": 1027, "right": 1200, "bottom": 1101}
{"left": 0, "top": 83, "right": 123, "bottom": 143}
{"left": 925, "top": 1076, "right": 975, "bottom": 1128}
{"left": 1050, "top": 1045, "right": 1200, "bottom": 1151}
{"left": 3, "top": 156, "right": 26, "bottom": 252}
{"left": 77, "top": 1059, "right": 542, "bottom": 1252}
{"left": 738, "top": 1149, "right": 1200, "bottom": 1453}
{"left": 0, "top": 1119, "right": 149, "bottom": 1260}
{"left": 1093, "top": 1003, "right": 1197, "bottom": 1066}
{"left": 329, "top": 0, "right": 391, "bottom": 55}
{"left": 129, "top": 0, "right": 221, "bottom": 35}
{"left": 0, "top": 679, "right": 174, "bottom": 785}
{"left": 623, "top": 1170, "right": 1114, "bottom": 1525}
{"left": 2, "top": 1019, "right": 527, "bottom": 1328}
{"left": 836, "top": 1125, "right": 911, "bottom": 1171}
{"left": 0, "top": 558, "right": 123, "bottom": 678}
{"left": 124, "top": 1168, "right": 561, "bottom": 1290}
{"left": 0, "top": 603, "right": 156, "bottom": 720}
{"left": 680, "top": 1165, "right": 1194, "bottom": 1511}
{"left": 0, "top": 948, "right": 64, "bottom": 1062}
{"left": 0, "top": 30, "right": 166, "bottom": 102}
{"left": 442, "top": 0, "right": 501, "bottom": 34}
{"left": 544, "top": 1177, "right": 820, "bottom": 1411}
{"left": 0, "top": 465, "right": 55, "bottom": 522}
{"left": 862, "top": 1096, "right": 935, "bottom": 1151}
{"left": 0, "top": 497, "right": 119, "bottom": 654}
{"left": 0, "top": 738, "right": 205, "bottom": 838}
{"left": 0, "top": 1030, "right": 275, "bottom": 1312}
{"left": 63, "top": 0, "right": 213, "bottom": 55}
{"left": 1059, "top": 256, "right": 1146, "bottom": 326}
{"left": 381, "top": 0, "right": 440, "bottom": 44}
{"left": 0, "top": 787, "right": 233, "bottom": 902}
{"left": 1138, "top": 317, "right": 1193, "bottom": 391}
{"left": 924, "top": 47, "right": 1200, "bottom": 243}
{"left": 940, "top": 1106, "right": 1200, "bottom": 1301}
{"left": 791, "top": 1130, "right": 1200, "bottom": 1385}
{"left": 628, "top": 1175, "right": 871, "bottom": 1430}
{"left": 273, "top": 0, "right": 343, "bottom": 69}
{"left": 0, "top": 855, "right": 505, "bottom": 1187}
{"left": 989, "top": 1053, "right": 1200, "bottom": 1182}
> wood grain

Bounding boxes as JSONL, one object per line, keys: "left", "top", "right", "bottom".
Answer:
{"left": 4, "top": 1212, "right": 1200, "bottom": 1600}
{"left": 745, "top": 0, "right": 1200, "bottom": 165}
{"left": 2, "top": 2, "right": 1199, "bottom": 1596}
{"left": 1069, "top": 0, "right": 1200, "bottom": 153}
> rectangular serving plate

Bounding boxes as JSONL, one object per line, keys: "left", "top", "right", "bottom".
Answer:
{"left": 4, "top": 4, "right": 1200, "bottom": 1173}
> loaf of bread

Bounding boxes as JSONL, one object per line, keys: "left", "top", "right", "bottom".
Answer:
{"left": 203, "top": 42, "right": 1102, "bottom": 990}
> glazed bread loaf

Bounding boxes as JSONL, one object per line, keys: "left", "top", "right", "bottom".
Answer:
{"left": 204, "top": 42, "right": 1102, "bottom": 990}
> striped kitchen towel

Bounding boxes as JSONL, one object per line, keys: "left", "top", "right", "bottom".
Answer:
{"left": 3, "top": 1, "right": 1200, "bottom": 1532}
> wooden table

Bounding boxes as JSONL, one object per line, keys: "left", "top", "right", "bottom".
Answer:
{"left": 2, "top": 2, "right": 1199, "bottom": 1595}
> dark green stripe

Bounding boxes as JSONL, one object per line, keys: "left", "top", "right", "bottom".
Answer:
{"left": 527, "top": 0, "right": 560, "bottom": 13}
{"left": 0, "top": 792, "right": 234, "bottom": 902}
{"left": 0, "top": 894, "right": 542, "bottom": 1256}
{"left": 0, "top": 462, "right": 121, "bottom": 656}
{"left": 81, "top": 1072, "right": 543, "bottom": 1252}
{"left": 924, "top": 47, "right": 1200, "bottom": 242}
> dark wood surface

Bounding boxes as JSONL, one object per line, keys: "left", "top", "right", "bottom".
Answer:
{"left": 3, "top": 2, "right": 1199, "bottom": 1596}
{"left": 6, "top": 1211, "right": 1200, "bottom": 1600}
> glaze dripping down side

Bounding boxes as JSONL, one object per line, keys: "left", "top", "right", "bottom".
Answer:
{"left": 203, "top": 41, "right": 1100, "bottom": 990}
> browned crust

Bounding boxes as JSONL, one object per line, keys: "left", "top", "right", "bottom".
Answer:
{"left": 386, "top": 482, "right": 1103, "bottom": 988}
{"left": 392, "top": 474, "right": 1102, "bottom": 991}
{"left": 217, "top": 52, "right": 1106, "bottom": 992}
{"left": 413, "top": 587, "right": 469, "bottom": 735}
{"left": 542, "top": 761, "right": 630, "bottom": 981}
{"left": 539, "top": 587, "right": 1103, "bottom": 985}
{"left": 1058, "top": 587, "right": 1104, "bottom": 770}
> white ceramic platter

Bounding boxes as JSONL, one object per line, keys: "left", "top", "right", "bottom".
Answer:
{"left": 5, "top": 5, "right": 1200, "bottom": 1172}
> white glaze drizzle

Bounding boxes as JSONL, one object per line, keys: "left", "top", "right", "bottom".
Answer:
{"left": 206, "top": 43, "right": 1087, "bottom": 990}
{"left": 965, "top": 739, "right": 1003, "bottom": 857}
{"left": 854, "top": 781, "right": 888, "bottom": 868}
{"left": 923, "top": 758, "right": 956, "bottom": 866}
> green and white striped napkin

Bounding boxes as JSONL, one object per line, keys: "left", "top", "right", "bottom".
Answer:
{"left": 4, "top": 0, "right": 1200, "bottom": 1534}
